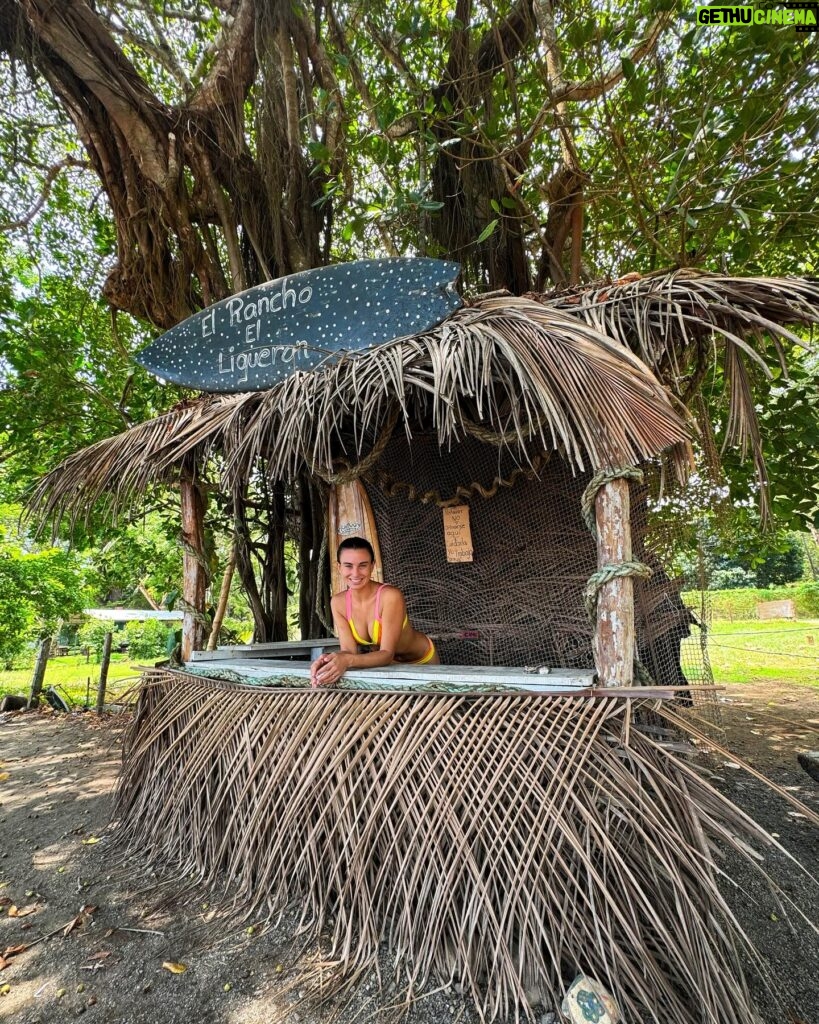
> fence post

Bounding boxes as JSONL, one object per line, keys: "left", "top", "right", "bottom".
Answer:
{"left": 96, "top": 631, "right": 113, "bottom": 714}
{"left": 28, "top": 637, "right": 51, "bottom": 709}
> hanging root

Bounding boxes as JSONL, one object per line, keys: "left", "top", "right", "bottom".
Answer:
{"left": 113, "top": 670, "right": 816, "bottom": 1023}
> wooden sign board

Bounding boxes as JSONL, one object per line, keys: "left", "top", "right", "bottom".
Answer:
{"left": 135, "top": 258, "right": 461, "bottom": 392}
{"left": 443, "top": 505, "right": 473, "bottom": 562}
{"left": 757, "top": 599, "right": 796, "bottom": 620}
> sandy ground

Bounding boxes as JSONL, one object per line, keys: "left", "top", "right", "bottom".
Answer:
{"left": 0, "top": 683, "right": 817, "bottom": 1024}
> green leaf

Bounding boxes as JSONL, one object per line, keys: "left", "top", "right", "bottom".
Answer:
{"left": 475, "top": 219, "right": 499, "bottom": 244}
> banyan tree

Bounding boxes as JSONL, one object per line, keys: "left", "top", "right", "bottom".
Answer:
{"left": 29, "top": 265, "right": 819, "bottom": 1024}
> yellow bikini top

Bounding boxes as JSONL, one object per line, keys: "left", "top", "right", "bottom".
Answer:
{"left": 346, "top": 584, "right": 407, "bottom": 646}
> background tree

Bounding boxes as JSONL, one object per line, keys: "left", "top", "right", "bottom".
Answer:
{"left": 0, "top": 1, "right": 817, "bottom": 640}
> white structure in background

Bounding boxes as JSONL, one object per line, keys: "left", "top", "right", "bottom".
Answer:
{"left": 83, "top": 609, "right": 183, "bottom": 624}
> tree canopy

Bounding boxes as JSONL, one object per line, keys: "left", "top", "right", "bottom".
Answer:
{"left": 0, "top": 0, "right": 817, "bottom": 591}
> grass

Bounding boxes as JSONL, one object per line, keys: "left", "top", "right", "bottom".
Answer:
{"left": 682, "top": 619, "right": 819, "bottom": 687}
{"left": 0, "top": 653, "right": 147, "bottom": 707}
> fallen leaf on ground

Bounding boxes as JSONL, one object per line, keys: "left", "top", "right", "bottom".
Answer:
{"left": 2, "top": 944, "right": 28, "bottom": 960}
{"left": 0, "top": 773, "right": 9, "bottom": 782}
{"left": 80, "top": 837, "right": 101, "bottom": 845}
{"left": 162, "top": 961, "right": 188, "bottom": 974}
{"left": 63, "top": 904, "right": 97, "bottom": 937}
{"left": 0, "top": 983, "right": 10, "bottom": 996}
{"left": 8, "top": 903, "right": 37, "bottom": 918}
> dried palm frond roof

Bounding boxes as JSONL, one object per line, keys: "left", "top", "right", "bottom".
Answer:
{"left": 545, "top": 270, "right": 819, "bottom": 380}
{"left": 544, "top": 271, "right": 819, "bottom": 521}
{"left": 29, "top": 271, "right": 819, "bottom": 528}
{"left": 30, "top": 297, "right": 691, "bottom": 528}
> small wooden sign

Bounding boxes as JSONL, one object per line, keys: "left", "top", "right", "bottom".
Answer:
{"left": 443, "top": 505, "right": 473, "bottom": 562}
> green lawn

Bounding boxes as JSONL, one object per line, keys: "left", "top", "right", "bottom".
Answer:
{"left": 682, "top": 619, "right": 819, "bottom": 687}
{"left": 0, "top": 653, "right": 145, "bottom": 707}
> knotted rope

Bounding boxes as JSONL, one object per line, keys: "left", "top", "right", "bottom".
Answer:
{"left": 368, "top": 452, "right": 551, "bottom": 508}
{"left": 312, "top": 404, "right": 402, "bottom": 485}
{"left": 175, "top": 596, "right": 211, "bottom": 629}
{"left": 580, "top": 465, "right": 646, "bottom": 541}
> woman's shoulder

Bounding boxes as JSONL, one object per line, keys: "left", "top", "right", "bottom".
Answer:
{"left": 378, "top": 583, "right": 406, "bottom": 605}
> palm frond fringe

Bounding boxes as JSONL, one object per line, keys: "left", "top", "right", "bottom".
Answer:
{"left": 545, "top": 271, "right": 819, "bottom": 521}
{"left": 30, "top": 298, "right": 691, "bottom": 529}
{"left": 28, "top": 272, "right": 819, "bottom": 530}
{"left": 112, "top": 670, "right": 806, "bottom": 1024}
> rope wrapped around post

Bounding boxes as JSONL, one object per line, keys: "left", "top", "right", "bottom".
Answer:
{"left": 580, "top": 466, "right": 653, "bottom": 620}
{"left": 581, "top": 466, "right": 655, "bottom": 689}
{"left": 174, "top": 596, "right": 211, "bottom": 629}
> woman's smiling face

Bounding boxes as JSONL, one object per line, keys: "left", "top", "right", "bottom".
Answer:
{"left": 338, "top": 548, "right": 374, "bottom": 590}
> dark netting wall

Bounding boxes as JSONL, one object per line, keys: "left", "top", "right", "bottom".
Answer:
{"left": 364, "top": 432, "right": 713, "bottom": 697}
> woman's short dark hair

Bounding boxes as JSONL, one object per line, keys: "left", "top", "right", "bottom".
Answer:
{"left": 336, "top": 536, "right": 375, "bottom": 562}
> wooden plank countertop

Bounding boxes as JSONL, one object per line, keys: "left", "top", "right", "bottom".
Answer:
{"left": 189, "top": 638, "right": 341, "bottom": 662}
{"left": 183, "top": 658, "right": 596, "bottom": 692}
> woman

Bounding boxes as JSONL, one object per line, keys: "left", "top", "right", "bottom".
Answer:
{"left": 310, "top": 536, "right": 439, "bottom": 687}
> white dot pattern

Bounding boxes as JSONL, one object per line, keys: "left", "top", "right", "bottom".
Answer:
{"left": 135, "top": 258, "right": 462, "bottom": 392}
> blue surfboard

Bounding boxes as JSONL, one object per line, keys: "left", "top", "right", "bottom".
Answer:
{"left": 135, "top": 257, "right": 462, "bottom": 393}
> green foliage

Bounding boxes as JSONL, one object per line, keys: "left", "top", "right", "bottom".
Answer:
{"left": 684, "top": 583, "right": 819, "bottom": 619}
{"left": 88, "top": 514, "right": 183, "bottom": 606}
{"left": 0, "top": 268, "right": 173, "bottom": 505}
{"left": 77, "top": 619, "right": 116, "bottom": 659}
{"left": 754, "top": 536, "right": 805, "bottom": 587}
{"left": 0, "top": 526, "right": 88, "bottom": 667}
{"left": 709, "top": 565, "right": 757, "bottom": 591}
{"left": 124, "top": 618, "right": 172, "bottom": 660}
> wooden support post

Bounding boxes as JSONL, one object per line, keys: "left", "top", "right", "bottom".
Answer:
{"left": 28, "top": 637, "right": 51, "bottom": 709}
{"left": 593, "top": 478, "right": 634, "bottom": 686}
{"left": 206, "top": 546, "right": 235, "bottom": 650}
{"left": 96, "top": 631, "right": 112, "bottom": 713}
{"left": 181, "top": 477, "right": 208, "bottom": 662}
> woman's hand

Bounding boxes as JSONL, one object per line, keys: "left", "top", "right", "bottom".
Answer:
{"left": 310, "top": 651, "right": 352, "bottom": 688}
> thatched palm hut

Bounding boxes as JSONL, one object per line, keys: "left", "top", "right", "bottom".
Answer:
{"left": 30, "top": 269, "right": 819, "bottom": 1024}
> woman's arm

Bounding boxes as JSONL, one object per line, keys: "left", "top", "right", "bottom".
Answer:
{"left": 310, "top": 588, "right": 406, "bottom": 686}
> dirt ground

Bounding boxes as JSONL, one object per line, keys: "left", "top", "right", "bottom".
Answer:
{"left": 0, "top": 682, "right": 817, "bottom": 1024}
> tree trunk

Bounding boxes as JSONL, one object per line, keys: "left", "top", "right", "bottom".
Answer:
{"left": 180, "top": 477, "right": 209, "bottom": 661}
{"left": 96, "top": 631, "right": 113, "bottom": 713}
{"left": 28, "top": 637, "right": 51, "bottom": 709}
{"left": 593, "top": 479, "right": 634, "bottom": 687}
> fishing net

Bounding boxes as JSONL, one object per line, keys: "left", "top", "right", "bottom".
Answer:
{"left": 361, "top": 431, "right": 719, "bottom": 729}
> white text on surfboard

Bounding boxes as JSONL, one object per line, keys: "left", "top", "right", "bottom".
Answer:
{"left": 201, "top": 278, "right": 313, "bottom": 340}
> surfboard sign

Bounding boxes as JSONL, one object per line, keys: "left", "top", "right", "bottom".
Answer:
{"left": 328, "top": 480, "right": 384, "bottom": 596}
{"left": 135, "top": 257, "right": 462, "bottom": 393}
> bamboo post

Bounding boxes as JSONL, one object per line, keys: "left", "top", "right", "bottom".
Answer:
{"left": 181, "top": 477, "right": 208, "bottom": 662}
{"left": 96, "top": 631, "right": 112, "bottom": 713}
{"left": 593, "top": 478, "right": 634, "bottom": 686}
{"left": 28, "top": 636, "right": 51, "bottom": 709}
{"left": 206, "top": 546, "right": 235, "bottom": 650}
